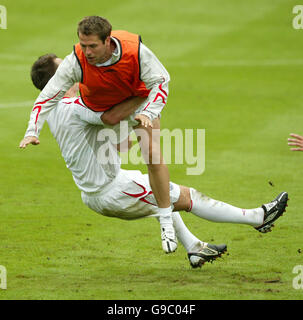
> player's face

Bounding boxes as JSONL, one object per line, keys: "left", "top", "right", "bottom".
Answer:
{"left": 79, "top": 33, "right": 111, "bottom": 65}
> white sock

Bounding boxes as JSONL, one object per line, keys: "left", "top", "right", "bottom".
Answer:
{"left": 189, "top": 188, "right": 264, "bottom": 227}
{"left": 158, "top": 207, "right": 173, "bottom": 227}
{"left": 172, "top": 212, "right": 205, "bottom": 252}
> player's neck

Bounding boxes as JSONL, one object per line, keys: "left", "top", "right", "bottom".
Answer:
{"left": 96, "top": 40, "right": 117, "bottom": 65}
{"left": 110, "top": 38, "right": 116, "bottom": 53}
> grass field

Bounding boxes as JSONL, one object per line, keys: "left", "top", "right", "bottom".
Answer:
{"left": 0, "top": 0, "right": 303, "bottom": 300}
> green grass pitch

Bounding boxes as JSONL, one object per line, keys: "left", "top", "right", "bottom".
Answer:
{"left": 0, "top": 0, "right": 303, "bottom": 300}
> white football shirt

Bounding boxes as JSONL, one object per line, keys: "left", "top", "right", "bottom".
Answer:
{"left": 47, "top": 97, "right": 127, "bottom": 193}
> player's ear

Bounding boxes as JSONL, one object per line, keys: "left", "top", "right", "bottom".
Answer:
{"left": 104, "top": 35, "right": 111, "bottom": 46}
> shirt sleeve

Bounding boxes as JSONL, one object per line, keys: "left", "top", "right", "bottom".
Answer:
{"left": 24, "top": 52, "right": 82, "bottom": 138}
{"left": 75, "top": 107, "right": 104, "bottom": 126}
{"left": 138, "top": 43, "right": 170, "bottom": 121}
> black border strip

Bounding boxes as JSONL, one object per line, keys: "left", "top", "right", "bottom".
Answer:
{"left": 138, "top": 35, "right": 142, "bottom": 81}
{"left": 73, "top": 45, "right": 84, "bottom": 83}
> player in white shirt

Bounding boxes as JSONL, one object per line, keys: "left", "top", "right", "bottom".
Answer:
{"left": 19, "top": 16, "right": 177, "bottom": 254}
{"left": 20, "top": 54, "right": 289, "bottom": 268}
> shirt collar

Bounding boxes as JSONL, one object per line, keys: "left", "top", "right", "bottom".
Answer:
{"left": 95, "top": 36, "right": 121, "bottom": 67}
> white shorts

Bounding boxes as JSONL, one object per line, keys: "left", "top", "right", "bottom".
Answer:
{"left": 81, "top": 169, "right": 180, "bottom": 220}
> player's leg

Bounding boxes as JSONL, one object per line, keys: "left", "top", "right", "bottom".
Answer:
{"left": 134, "top": 118, "right": 177, "bottom": 253}
{"left": 171, "top": 212, "right": 227, "bottom": 268}
{"left": 81, "top": 168, "right": 178, "bottom": 254}
{"left": 173, "top": 185, "right": 288, "bottom": 232}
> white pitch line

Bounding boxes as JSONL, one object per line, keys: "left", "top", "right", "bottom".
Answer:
{"left": 0, "top": 101, "right": 33, "bottom": 109}
{"left": 169, "top": 59, "right": 303, "bottom": 67}
{"left": 1, "top": 58, "right": 302, "bottom": 110}
{"left": 1, "top": 65, "right": 30, "bottom": 71}
{"left": 0, "top": 53, "right": 35, "bottom": 62}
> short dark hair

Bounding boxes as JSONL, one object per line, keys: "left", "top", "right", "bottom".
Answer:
{"left": 31, "top": 54, "right": 58, "bottom": 90}
{"left": 77, "top": 16, "right": 112, "bottom": 42}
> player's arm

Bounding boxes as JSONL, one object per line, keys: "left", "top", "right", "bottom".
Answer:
{"left": 101, "top": 96, "right": 148, "bottom": 126}
{"left": 137, "top": 43, "right": 170, "bottom": 121}
{"left": 288, "top": 133, "right": 303, "bottom": 151}
{"left": 19, "top": 53, "right": 81, "bottom": 148}
{"left": 75, "top": 96, "right": 151, "bottom": 128}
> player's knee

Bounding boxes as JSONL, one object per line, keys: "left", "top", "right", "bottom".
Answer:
{"left": 173, "top": 185, "right": 191, "bottom": 211}
{"left": 146, "top": 162, "right": 162, "bottom": 172}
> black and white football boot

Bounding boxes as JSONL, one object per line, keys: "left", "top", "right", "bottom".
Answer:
{"left": 161, "top": 226, "right": 178, "bottom": 253}
{"left": 188, "top": 243, "right": 227, "bottom": 268}
{"left": 255, "top": 191, "right": 288, "bottom": 233}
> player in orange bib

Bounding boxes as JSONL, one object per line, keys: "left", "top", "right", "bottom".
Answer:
{"left": 20, "top": 16, "right": 177, "bottom": 253}
{"left": 74, "top": 30, "right": 150, "bottom": 111}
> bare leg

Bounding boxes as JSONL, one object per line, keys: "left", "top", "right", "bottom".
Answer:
{"left": 135, "top": 118, "right": 170, "bottom": 208}
{"left": 134, "top": 118, "right": 177, "bottom": 253}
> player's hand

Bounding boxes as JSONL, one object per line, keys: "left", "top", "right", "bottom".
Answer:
{"left": 19, "top": 136, "right": 40, "bottom": 149}
{"left": 288, "top": 133, "right": 303, "bottom": 151}
{"left": 134, "top": 114, "right": 153, "bottom": 128}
